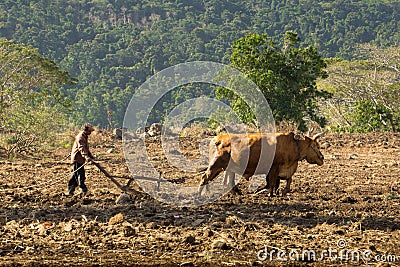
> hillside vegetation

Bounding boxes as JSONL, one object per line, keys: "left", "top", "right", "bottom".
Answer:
{"left": 0, "top": 0, "right": 399, "bottom": 135}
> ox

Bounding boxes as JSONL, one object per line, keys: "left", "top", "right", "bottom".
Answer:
{"left": 198, "top": 132, "right": 324, "bottom": 196}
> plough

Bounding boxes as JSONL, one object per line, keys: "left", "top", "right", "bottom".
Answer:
{"left": 92, "top": 161, "right": 166, "bottom": 193}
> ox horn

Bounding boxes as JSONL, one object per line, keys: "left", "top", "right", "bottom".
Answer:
{"left": 307, "top": 127, "right": 314, "bottom": 137}
{"left": 313, "top": 131, "right": 326, "bottom": 140}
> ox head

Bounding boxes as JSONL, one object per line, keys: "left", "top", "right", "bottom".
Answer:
{"left": 200, "top": 136, "right": 232, "bottom": 185}
{"left": 303, "top": 132, "right": 325, "bottom": 166}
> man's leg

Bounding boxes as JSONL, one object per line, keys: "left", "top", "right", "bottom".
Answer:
{"left": 68, "top": 162, "right": 80, "bottom": 195}
{"left": 77, "top": 164, "right": 88, "bottom": 194}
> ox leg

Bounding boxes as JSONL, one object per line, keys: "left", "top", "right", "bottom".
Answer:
{"left": 254, "top": 167, "right": 278, "bottom": 196}
{"left": 224, "top": 172, "right": 242, "bottom": 195}
{"left": 274, "top": 177, "right": 281, "bottom": 195}
{"left": 282, "top": 177, "right": 292, "bottom": 196}
{"left": 223, "top": 171, "right": 235, "bottom": 189}
{"left": 254, "top": 174, "right": 272, "bottom": 194}
{"left": 198, "top": 173, "right": 209, "bottom": 196}
{"left": 267, "top": 167, "right": 279, "bottom": 197}
{"left": 267, "top": 176, "right": 280, "bottom": 192}
{"left": 222, "top": 172, "right": 227, "bottom": 187}
{"left": 231, "top": 174, "right": 254, "bottom": 195}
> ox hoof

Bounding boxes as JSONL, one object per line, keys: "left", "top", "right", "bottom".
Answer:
{"left": 281, "top": 189, "right": 291, "bottom": 197}
{"left": 197, "top": 184, "right": 209, "bottom": 197}
{"left": 230, "top": 186, "right": 242, "bottom": 195}
{"left": 193, "top": 197, "right": 202, "bottom": 206}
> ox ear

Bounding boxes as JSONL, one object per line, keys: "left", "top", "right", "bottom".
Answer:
{"left": 214, "top": 139, "right": 231, "bottom": 153}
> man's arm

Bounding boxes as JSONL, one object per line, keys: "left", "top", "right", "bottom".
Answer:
{"left": 77, "top": 136, "right": 93, "bottom": 162}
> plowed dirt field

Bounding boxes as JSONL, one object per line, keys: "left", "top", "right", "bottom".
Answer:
{"left": 1, "top": 132, "right": 399, "bottom": 266}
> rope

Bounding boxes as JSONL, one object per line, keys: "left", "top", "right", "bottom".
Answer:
{"left": 0, "top": 162, "right": 88, "bottom": 193}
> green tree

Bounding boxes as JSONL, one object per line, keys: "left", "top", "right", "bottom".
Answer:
{"left": 217, "top": 32, "right": 330, "bottom": 131}
{"left": 0, "top": 39, "right": 75, "bottom": 154}
{"left": 350, "top": 100, "right": 399, "bottom": 133}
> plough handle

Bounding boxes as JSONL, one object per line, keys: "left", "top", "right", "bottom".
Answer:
{"left": 92, "top": 161, "right": 126, "bottom": 192}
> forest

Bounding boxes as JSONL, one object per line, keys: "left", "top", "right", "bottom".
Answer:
{"left": 1, "top": 0, "right": 400, "bottom": 152}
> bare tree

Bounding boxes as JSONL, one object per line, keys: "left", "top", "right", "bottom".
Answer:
{"left": 319, "top": 45, "right": 400, "bottom": 132}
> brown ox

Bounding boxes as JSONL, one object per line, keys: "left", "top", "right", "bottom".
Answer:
{"left": 198, "top": 132, "right": 324, "bottom": 196}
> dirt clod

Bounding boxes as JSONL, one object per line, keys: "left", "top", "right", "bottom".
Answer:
{"left": 184, "top": 235, "right": 196, "bottom": 245}
{"left": 108, "top": 213, "right": 124, "bottom": 225}
{"left": 123, "top": 225, "right": 136, "bottom": 237}
{"left": 211, "top": 240, "right": 227, "bottom": 250}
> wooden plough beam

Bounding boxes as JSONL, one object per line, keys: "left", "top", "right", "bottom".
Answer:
{"left": 92, "top": 161, "right": 166, "bottom": 192}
